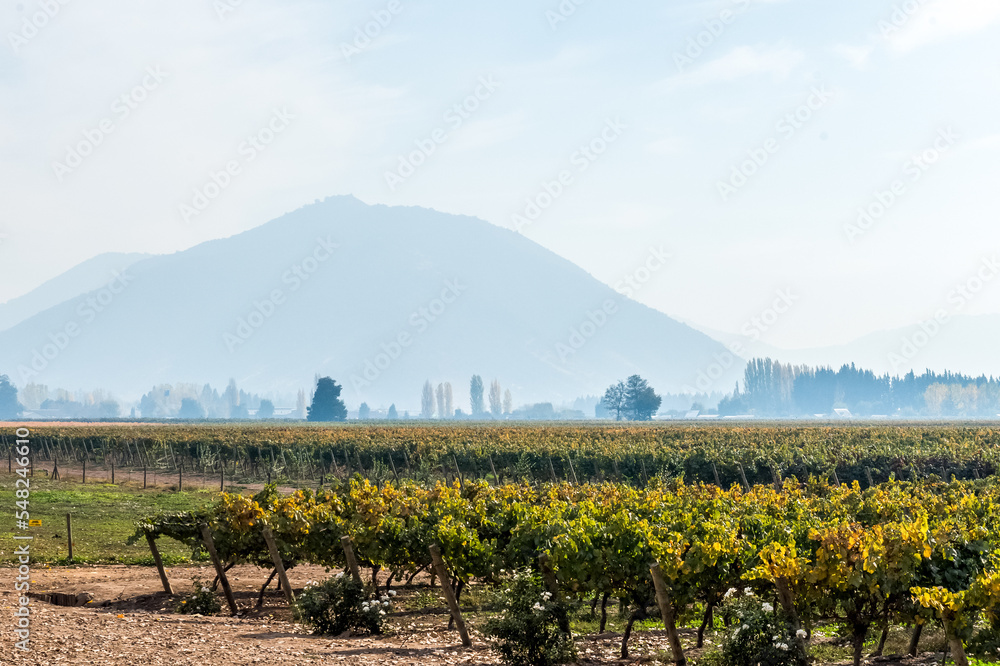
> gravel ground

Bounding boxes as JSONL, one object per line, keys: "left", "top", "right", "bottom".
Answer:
{"left": 0, "top": 564, "right": 692, "bottom": 665}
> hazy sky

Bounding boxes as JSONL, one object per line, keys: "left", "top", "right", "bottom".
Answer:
{"left": 2, "top": 0, "right": 999, "bottom": 351}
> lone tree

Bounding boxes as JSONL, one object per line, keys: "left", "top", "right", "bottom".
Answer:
{"left": 601, "top": 376, "right": 661, "bottom": 420}
{"left": 387, "top": 404, "right": 398, "bottom": 419}
{"left": 470, "top": 375, "right": 485, "bottom": 416}
{"left": 600, "top": 381, "right": 626, "bottom": 420}
{"left": 358, "top": 402, "right": 371, "bottom": 420}
{"left": 0, "top": 375, "right": 22, "bottom": 419}
{"left": 623, "top": 375, "right": 661, "bottom": 421}
{"left": 307, "top": 377, "right": 347, "bottom": 422}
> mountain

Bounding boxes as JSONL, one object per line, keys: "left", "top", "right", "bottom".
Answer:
{"left": 0, "top": 196, "right": 741, "bottom": 410}
{"left": 0, "top": 252, "right": 151, "bottom": 333}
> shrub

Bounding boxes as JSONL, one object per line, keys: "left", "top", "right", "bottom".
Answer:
{"left": 295, "top": 574, "right": 394, "bottom": 636}
{"left": 718, "top": 589, "right": 808, "bottom": 666}
{"left": 483, "top": 569, "right": 576, "bottom": 666}
{"left": 177, "top": 578, "right": 222, "bottom": 615}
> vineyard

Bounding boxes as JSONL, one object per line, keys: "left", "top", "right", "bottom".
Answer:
{"left": 136, "top": 476, "right": 1000, "bottom": 665}
{"left": 7, "top": 422, "right": 1000, "bottom": 489}
{"left": 13, "top": 423, "right": 1000, "bottom": 665}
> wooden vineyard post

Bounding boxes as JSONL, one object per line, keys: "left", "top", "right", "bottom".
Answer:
{"left": 66, "top": 513, "right": 73, "bottom": 563}
{"left": 388, "top": 455, "right": 400, "bottom": 483}
{"left": 178, "top": 463, "right": 183, "bottom": 492}
{"left": 143, "top": 465, "right": 147, "bottom": 489}
{"left": 712, "top": 463, "right": 721, "bottom": 487}
{"left": 832, "top": 467, "right": 840, "bottom": 486}
{"left": 110, "top": 461, "right": 115, "bottom": 485}
{"left": 145, "top": 532, "right": 173, "bottom": 594}
{"left": 340, "top": 536, "right": 363, "bottom": 586}
{"left": 199, "top": 523, "right": 238, "bottom": 615}
{"left": 488, "top": 455, "right": 498, "bottom": 484}
{"left": 52, "top": 457, "right": 59, "bottom": 481}
{"left": 82, "top": 459, "right": 86, "bottom": 484}
{"left": 428, "top": 544, "right": 472, "bottom": 647}
{"left": 538, "top": 553, "right": 571, "bottom": 636}
{"left": 220, "top": 464, "right": 225, "bottom": 492}
{"left": 650, "top": 562, "right": 686, "bottom": 666}
{"left": 567, "top": 456, "right": 579, "bottom": 485}
{"left": 548, "top": 456, "right": 557, "bottom": 483}
{"left": 452, "top": 454, "right": 464, "bottom": 487}
{"left": 640, "top": 460, "right": 649, "bottom": 487}
{"left": 261, "top": 526, "right": 295, "bottom": 606}
{"left": 737, "top": 464, "right": 751, "bottom": 492}
{"left": 865, "top": 467, "right": 874, "bottom": 488}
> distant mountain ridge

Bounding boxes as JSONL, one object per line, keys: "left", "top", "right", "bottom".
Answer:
{"left": 0, "top": 196, "right": 741, "bottom": 409}
{"left": 0, "top": 252, "right": 150, "bottom": 333}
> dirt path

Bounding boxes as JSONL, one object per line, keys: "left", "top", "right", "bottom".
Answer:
{"left": 0, "top": 564, "right": 686, "bottom": 665}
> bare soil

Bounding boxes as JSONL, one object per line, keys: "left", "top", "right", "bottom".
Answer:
{"left": 0, "top": 563, "right": 694, "bottom": 665}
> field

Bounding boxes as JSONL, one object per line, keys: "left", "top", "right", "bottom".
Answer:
{"left": 3, "top": 423, "right": 1000, "bottom": 665}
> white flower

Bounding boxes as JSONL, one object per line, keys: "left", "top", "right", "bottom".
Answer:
{"left": 388, "top": 590, "right": 397, "bottom": 597}
{"left": 382, "top": 601, "right": 390, "bottom": 607}
{"left": 762, "top": 602, "right": 774, "bottom": 613}
{"left": 532, "top": 603, "right": 544, "bottom": 612}
{"left": 742, "top": 624, "right": 749, "bottom": 630}
{"left": 796, "top": 629, "right": 807, "bottom": 639}
{"left": 201, "top": 587, "right": 210, "bottom": 593}
{"left": 379, "top": 610, "right": 386, "bottom": 615}
{"left": 336, "top": 572, "right": 344, "bottom": 579}
{"left": 724, "top": 587, "right": 737, "bottom": 599}
{"left": 541, "top": 592, "right": 552, "bottom": 601}
{"left": 772, "top": 635, "right": 780, "bottom": 641}
{"left": 744, "top": 587, "right": 753, "bottom": 596}
{"left": 380, "top": 596, "right": 390, "bottom": 603}
{"left": 779, "top": 643, "right": 788, "bottom": 650}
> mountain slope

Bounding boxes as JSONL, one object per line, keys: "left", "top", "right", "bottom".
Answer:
{"left": 0, "top": 252, "right": 151, "bottom": 333}
{"left": 0, "top": 196, "right": 741, "bottom": 409}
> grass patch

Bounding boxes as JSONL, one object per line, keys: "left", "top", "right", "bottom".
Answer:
{"left": 0, "top": 476, "right": 220, "bottom": 565}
